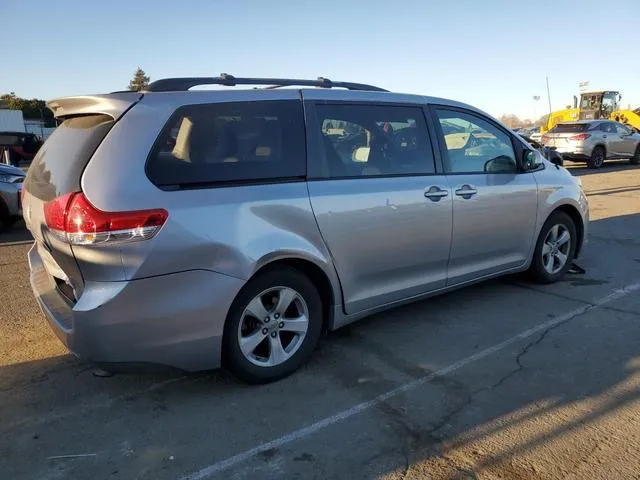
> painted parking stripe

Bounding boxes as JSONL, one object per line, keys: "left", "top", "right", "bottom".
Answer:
{"left": 180, "top": 281, "right": 640, "bottom": 480}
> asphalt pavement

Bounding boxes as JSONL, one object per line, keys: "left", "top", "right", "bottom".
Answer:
{"left": 1, "top": 162, "right": 639, "bottom": 480}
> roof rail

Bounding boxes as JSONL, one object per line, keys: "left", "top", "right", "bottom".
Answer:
{"left": 145, "top": 73, "right": 388, "bottom": 92}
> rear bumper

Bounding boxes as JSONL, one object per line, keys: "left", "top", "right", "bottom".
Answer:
{"left": 28, "top": 244, "right": 244, "bottom": 371}
{"left": 550, "top": 145, "right": 591, "bottom": 160}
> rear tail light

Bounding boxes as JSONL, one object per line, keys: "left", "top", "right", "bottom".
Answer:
{"left": 43, "top": 192, "right": 168, "bottom": 246}
{"left": 569, "top": 133, "right": 591, "bottom": 141}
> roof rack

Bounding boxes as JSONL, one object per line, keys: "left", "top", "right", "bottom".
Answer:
{"left": 145, "top": 73, "right": 388, "bottom": 92}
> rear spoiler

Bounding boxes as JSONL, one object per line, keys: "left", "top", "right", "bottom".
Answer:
{"left": 47, "top": 92, "right": 143, "bottom": 120}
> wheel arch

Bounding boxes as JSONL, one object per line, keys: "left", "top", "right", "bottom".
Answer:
{"left": 593, "top": 143, "right": 607, "bottom": 157}
{"left": 249, "top": 255, "right": 339, "bottom": 333}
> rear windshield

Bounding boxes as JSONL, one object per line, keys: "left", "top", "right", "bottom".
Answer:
{"left": 146, "top": 100, "right": 305, "bottom": 188}
{"left": 550, "top": 123, "right": 591, "bottom": 133}
{"left": 25, "top": 115, "right": 113, "bottom": 201}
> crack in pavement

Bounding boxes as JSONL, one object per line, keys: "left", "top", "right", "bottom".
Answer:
{"left": 425, "top": 325, "right": 558, "bottom": 440}
{"left": 507, "top": 282, "right": 640, "bottom": 318}
{"left": 599, "top": 304, "right": 640, "bottom": 317}
{"left": 505, "top": 281, "right": 598, "bottom": 306}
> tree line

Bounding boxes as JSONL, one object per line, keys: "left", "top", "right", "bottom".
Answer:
{"left": 0, "top": 93, "right": 55, "bottom": 127}
{"left": 498, "top": 113, "right": 549, "bottom": 129}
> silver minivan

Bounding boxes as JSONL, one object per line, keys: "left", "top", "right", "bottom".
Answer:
{"left": 23, "top": 75, "right": 589, "bottom": 383}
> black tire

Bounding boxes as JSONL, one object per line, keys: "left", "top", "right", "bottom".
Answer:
{"left": 0, "top": 199, "right": 14, "bottom": 232}
{"left": 631, "top": 144, "right": 640, "bottom": 165}
{"left": 587, "top": 146, "right": 605, "bottom": 169}
{"left": 223, "top": 267, "right": 323, "bottom": 384}
{"left": 529, "top": 211, "right": 577, "bottom": 284}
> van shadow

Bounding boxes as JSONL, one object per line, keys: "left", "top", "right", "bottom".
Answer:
{"left": 0, "top": 214, "right": 639, "bottom": 480}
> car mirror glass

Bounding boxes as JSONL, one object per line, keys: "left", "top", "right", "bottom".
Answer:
{"left": 522, "top": 150, "right": 538, "bottom": 170}
{"left": 485, "top": 155, "right": 517, "bottom": 173}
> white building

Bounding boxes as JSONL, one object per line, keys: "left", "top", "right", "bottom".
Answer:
{"left": 0, "top": 109, "right": 26, "bottom": 132}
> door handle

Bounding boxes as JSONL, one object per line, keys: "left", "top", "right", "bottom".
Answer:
{"left": 455, "top": 184, "right": 478, "bottom": 198}
{"left": 424, "top": 186, "right": 449, "bottom": 201}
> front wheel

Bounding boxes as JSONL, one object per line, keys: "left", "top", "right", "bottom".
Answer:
{"left": 223, "top": 267, "right": 323, "bottom": 384}
{"left": 529, "top": 212, "right": 577, "bottom": 284}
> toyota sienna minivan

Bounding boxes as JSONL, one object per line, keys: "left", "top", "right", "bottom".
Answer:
{"left": 23, "top": 74, "right": 589, "bottom": 383}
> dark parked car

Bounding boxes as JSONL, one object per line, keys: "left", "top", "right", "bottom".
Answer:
{"left": 0, "top": 131, "right": 43, "bottom": 166}
{"left": 0, "top": 162, "right": 25, "bottom": 230}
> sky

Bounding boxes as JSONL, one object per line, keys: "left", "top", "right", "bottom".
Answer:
{"left": 1, "top": 0, "right": 639, "bottom": 120}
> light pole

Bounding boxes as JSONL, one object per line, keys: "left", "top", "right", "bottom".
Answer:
{"left": 533, "top": 95, "right": 540, "bottom": 125}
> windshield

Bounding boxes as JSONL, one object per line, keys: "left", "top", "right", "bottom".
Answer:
{"left": 580, "top": 94, "right": 602, "bottom": 110}
{"left": 550, "top": 123, "right": 591, "bottom": 133}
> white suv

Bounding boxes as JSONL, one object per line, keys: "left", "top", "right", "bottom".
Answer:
{"left": 542, "top": 120, "right": 640, "bottom": 169}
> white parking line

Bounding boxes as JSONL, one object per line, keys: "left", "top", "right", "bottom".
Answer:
{"left": 180, "top": 281, "right": 640, "bottom": 480}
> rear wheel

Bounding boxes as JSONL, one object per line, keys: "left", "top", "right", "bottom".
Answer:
{"left": 587, "top": 146, "right": 605, "bottom": 169}
{"left": 223, "top": 267, "right": 323, "bottom": 384}
{"left": 529, "top": 212, "right": 577, "bottom": 284}
{"left": 631, "top": 144, "right": 640, "bottom": 165}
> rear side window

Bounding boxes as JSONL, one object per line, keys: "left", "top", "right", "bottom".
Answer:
{"left": 146, "top": 100, "right": 306, "bottom": 187}
{"left": 550, "top": 123, "right": 590, "bottom": 133}
{"left": 25, "top": 115, "right": 114, "bottom": 201}
{"left": 313, "top": 104, "right": 435, "bottom": 178}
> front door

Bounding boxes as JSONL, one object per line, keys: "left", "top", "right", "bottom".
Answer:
{"left": 431, "top": 106, "right": 539, "bottom": 286}
{"left": 614, "top": 123, "right": 636, "bottom": 157}
{"left": 305, "top": 99, "right": 452, "bottom": 314}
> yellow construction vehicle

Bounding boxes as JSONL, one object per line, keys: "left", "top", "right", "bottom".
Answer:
{"left": 542, "top": 90, "right": 640, "bottom": 133}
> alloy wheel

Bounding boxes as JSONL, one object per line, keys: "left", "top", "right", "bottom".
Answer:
{"left": 237, "top": 287, "right": 309, "bottom": 367}
{"left": 542, "top": 224, "right": 571, "bottom": 275}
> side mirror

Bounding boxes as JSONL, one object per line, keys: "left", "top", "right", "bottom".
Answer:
{"left": 485, "top": 155, "right": 517, "bottom": 173}
{"left": 522, "top": 150, "right": 538, "bottom": 170}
